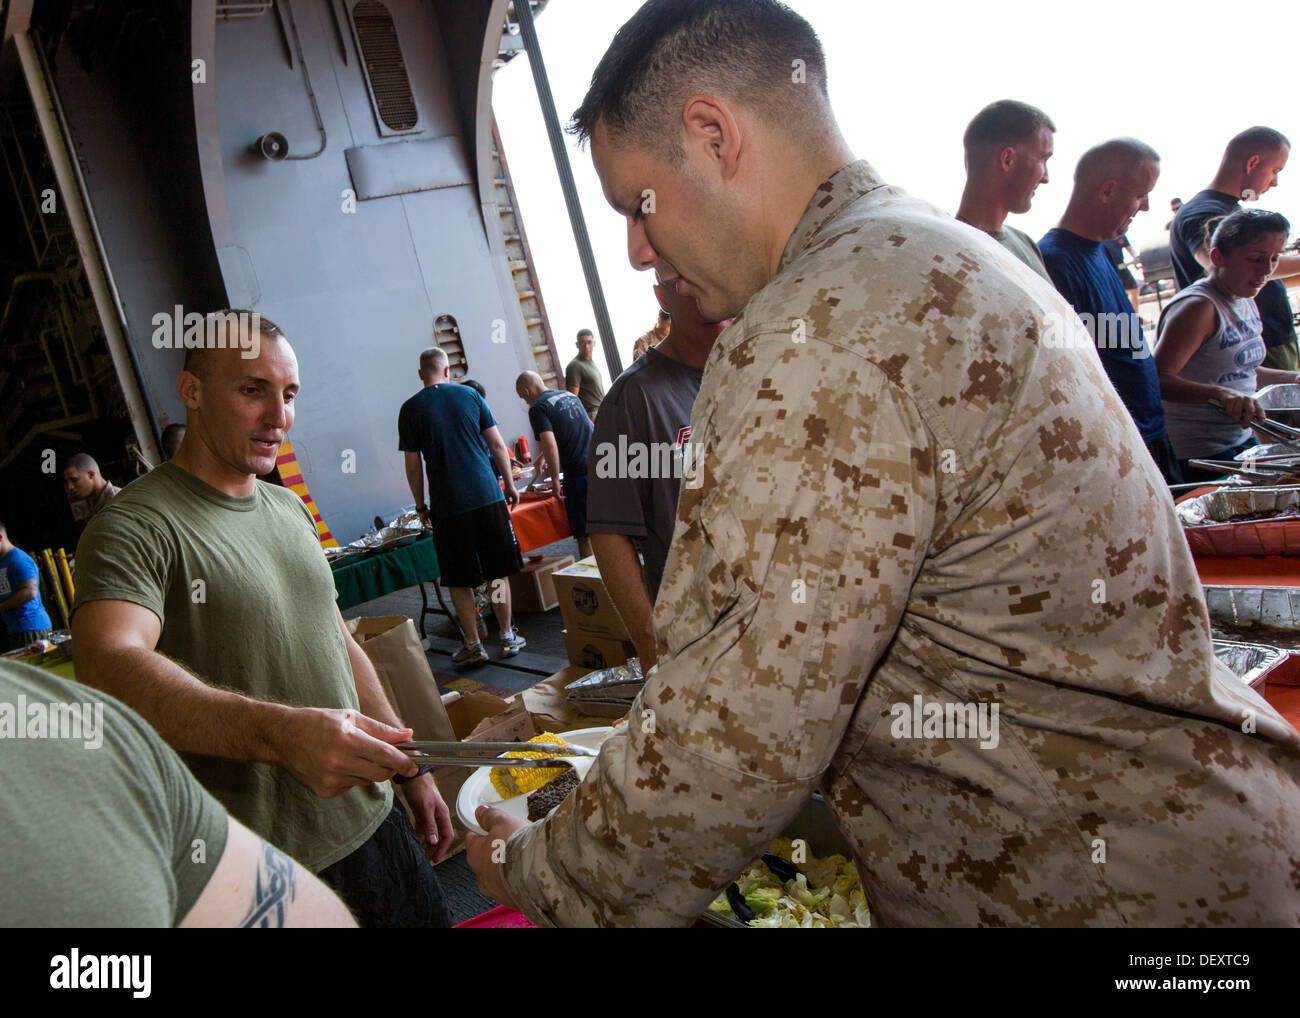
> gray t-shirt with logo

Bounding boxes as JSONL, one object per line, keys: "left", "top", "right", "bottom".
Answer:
{"left": 586, "top": 347, "right": 702, "bottom": 602}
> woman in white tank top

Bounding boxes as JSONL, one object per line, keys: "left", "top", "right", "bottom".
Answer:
{"left": 1154, "top": 208, "right": 1297, "bottom": 483}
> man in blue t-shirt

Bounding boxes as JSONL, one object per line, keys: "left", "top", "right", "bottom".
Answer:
{"left": 0, "top": 521, "right": 54, "bottom": 650}
{"left": 515, "top": 371, "right": 594, "bottom": 559}
{"left": 1170, "top": 126, "right": 1300, "bottom": 372}
{"left": 398, "top": 347, "right": 524, "bottom": 667}
{"left": 1040, "top": 138, "right": 1182, "bottom": 486}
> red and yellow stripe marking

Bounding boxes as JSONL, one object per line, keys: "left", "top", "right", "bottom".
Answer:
{"left": 275, "top": 439, "right": 338, "bottom": 547}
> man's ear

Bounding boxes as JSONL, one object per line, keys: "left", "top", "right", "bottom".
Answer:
{"left": 1097, "top": 178, "right": 1118, "bottom": 204}
{"left": 999, "top": 146, "right": 1017, "bottom": 173}
{"left": 682, "top": 94, "right": 742, "bottom": 179}
{"left": 177, "top": 369, "right": 201, "bottom": 410}
{"left": 1244, "top": 154, "right": 1260, "bottom": 176}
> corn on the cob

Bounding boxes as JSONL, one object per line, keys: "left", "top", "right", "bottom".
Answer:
{"left": 490, "top": 732, "right": 573, "bottom": 799}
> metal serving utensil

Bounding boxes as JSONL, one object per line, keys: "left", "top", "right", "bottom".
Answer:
{"left": 394, "top": 740, "right": 597, "bottom": 769}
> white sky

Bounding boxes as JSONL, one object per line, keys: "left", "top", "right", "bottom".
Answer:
{"left": 493, "top": 0, "right": 1300, "bottom": 377}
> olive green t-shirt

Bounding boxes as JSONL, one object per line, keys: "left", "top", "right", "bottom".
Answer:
{"left": 989, "top": 225, "right": 1052, "bottom": 282}
{"left": 0, "top": 659, "right": 228, "bottom": 926}
{"left": 72, "top": 462, "right": 391, "bottom": 872}
{"left": 565, "top": 356, "right": 606, "bottom": 415}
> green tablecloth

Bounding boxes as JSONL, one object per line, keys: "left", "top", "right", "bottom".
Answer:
{"left": 331, "top": 532, "right": 441, "bottom": 610}
{"left": 42, "top": 657, "right": 78, "bottom": 682}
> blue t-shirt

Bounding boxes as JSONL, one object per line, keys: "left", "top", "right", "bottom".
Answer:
{"left": 527, "top": 389, "right": 593, "bottom": 477}
{"left": 1039, "top": 227, "right": 1167, "bottom": 441}
{"left": 0, "top": 547, "right": 53, "bottom": 635}
{"left": 397, "top": 384, "right": 503, "bottom": 518}
{"left": 1170, "top": 189, "right": 1297, "bottom": 352}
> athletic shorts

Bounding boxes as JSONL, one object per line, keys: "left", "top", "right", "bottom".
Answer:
{"left": 431, "top": 500, "right": 524, "bottom": 588}
{"left": 562, "top": 472, "right": 588, "bottom": 541}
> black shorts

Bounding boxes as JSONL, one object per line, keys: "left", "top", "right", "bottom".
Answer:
{"left": 318, "top": 800, "right": 452, "bottom": 928}
{"left": 432, "top": 500, "right": 524, "bottom": 588}
{"left": 562, "top": 472, "right": 589, "bottom": 540}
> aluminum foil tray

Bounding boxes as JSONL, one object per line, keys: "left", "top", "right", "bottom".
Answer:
{"left": 1205, "top": 585, "right": 1300, "bottom": 684}
{"left": 1176, "top": 487, "right": 1300, "bottom": 555}
{"left": 1206, "top": 584, "right": 1300, "bottom": 648}
{"left": 1254, "top": 384, "right": 1300, "bottom": 429}
{"left": 1212, "top": 639, "right": 1285, "bottom": 693}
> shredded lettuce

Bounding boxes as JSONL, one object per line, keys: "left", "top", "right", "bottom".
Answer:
{"left": 710, "top": 841, "right": 870, "bottom": 928}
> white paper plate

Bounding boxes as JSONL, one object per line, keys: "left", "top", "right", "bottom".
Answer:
{"left": 455, "top": 727, "right": 613, "bottom": 835}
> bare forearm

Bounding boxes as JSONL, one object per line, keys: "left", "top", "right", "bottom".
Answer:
{"left": 540, "top": 434, "right": 562, "bottom": 487}
{"left": 81, "top": 644, "right": 289, "bottom": 761}
{"left": 1271, "top": 254, "right": 1300, "bottom": 281}
{"left": 0, "top": 588, "right": 35, "bottom": 614}
{"left": 349, "top": 645, "right": 403, "bottom": 730}
{"left": 1257, "top": 368, "right": 1300, "bottom": 387}
{"left": 590, "top": 533, "right": 656, "bottom": 666}
{"left": 1158, "top": 373, "right": 1227, "bottom": 405}
{"left": 490, "top": 445, "right": 513, "bottom": 487}
{"left": 405, "top": 465, "right": 425, "bottom": 506}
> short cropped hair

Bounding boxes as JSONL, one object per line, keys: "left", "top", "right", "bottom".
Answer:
{"left": 569, "top": 0, "right": 830, "bottom": 160}
{"left": 1223, "top": 126, "right": 1291, "bottom": 167}
{"left": 1208, "top": 208, "right": 1291, "bottom": 255}
{"left": 65, "top": 452, "right": 98, "bottom": 474}
{"left": 576, "top": 329, "right": 594, "bottom": 340}
{"left": 460, "top": 378, "right": 486, "bottom": 397}
{"left": 183, "top": 309, "right": 285, "bottom": 379}
{"left": 963, "top": 100, "right": 1055, "bottom": 158}
{"left": 1074, "top": 138, "right": 1160, "bottom": 187}
{"left": 419, "top": 347, "right": 448, "bottom": 374}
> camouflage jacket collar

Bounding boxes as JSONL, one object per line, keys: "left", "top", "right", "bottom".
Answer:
{"left": 776, "top": 159, "right": 887, "bottom": 274}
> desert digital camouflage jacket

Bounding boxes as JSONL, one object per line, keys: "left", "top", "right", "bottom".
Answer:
{"left": 502, "top": 160, "right": 1300, "bottom": 927}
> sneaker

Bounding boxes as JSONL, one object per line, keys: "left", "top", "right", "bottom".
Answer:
{"left": 451, "top": 642, "right": 488, "bottom": 668}
{"left": 500, "top": 627, "right": 527, "bottom": 658}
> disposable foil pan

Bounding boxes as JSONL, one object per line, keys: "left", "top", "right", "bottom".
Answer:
{"left": 1254, "top": 384, "right": 1300, "bottom": 430}
{"left": 1212, "top": 639, "right": 1286, "bottom": 693}
{"left": 1205, "top": 585, "right": 1300, "bottom": 685}
{"left": 1176, "top": 486, "right": 1300, "bottom": 556}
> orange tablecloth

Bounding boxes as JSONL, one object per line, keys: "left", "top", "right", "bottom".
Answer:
{"left": 1176, "top": 486, "right": 1300, "bottom": 587}
{"left": 1176, "top": 486, "right": 1300, "bottom": 728}
{"left": 510, "top": 494, "right": 570, "bottom": 554}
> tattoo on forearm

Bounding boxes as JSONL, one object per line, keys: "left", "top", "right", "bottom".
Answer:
{"left": 239, "top": 843, "right": 297, "bottom": 928}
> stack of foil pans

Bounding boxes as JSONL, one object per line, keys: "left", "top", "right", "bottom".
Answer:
{"left": 1176, "top": 486, "right": 1300, "bottom": 555}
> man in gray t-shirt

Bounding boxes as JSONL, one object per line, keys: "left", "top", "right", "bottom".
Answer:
{"left": 587, "top": 272, "right": 726, "bottom": 668}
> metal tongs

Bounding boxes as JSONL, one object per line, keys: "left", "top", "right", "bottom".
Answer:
{"left": 725, "top": 854, "right": 802, "bottom": 923}
{"left": 395, "top": 740, "right": 598, "bottom": 769}
{"left": 1187, "top": 458, "right": 1294, "bottom": 480}
{"left": 1209, "top": 399, "right": 1300, "bottom": 449}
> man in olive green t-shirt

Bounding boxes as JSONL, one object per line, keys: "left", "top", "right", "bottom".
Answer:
{"left": 70, "top": 310, "right": 453, "bottom": 928}
{"left": 565, "top": 328, "right": 606, "bottom": 418}
{"left": 0, "top": 659, "right": 355, "bottom": 927}
{"left": 955, "top": 99, "right": 1055, "bottom": 282}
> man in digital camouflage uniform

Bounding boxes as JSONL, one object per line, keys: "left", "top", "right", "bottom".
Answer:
{"left": 467, "top": 0, "right": 1300, "bottom": 927}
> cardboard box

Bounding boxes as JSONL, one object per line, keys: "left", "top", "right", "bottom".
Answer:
{"left": 552, "top": 556, "right": 630, "bottom": 639}
{"left": 563, "top": 628, "right": 636, "bottom": 671}
{"left": 430, "top": 690, "right": 536, "bottom": 861}
{"left": 508, "top": 554, "right": 573, "bottom": 613}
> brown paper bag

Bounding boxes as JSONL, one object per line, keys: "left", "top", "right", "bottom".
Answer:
{"left": 347, "top": 616, "right": 456, "bottom": 742}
